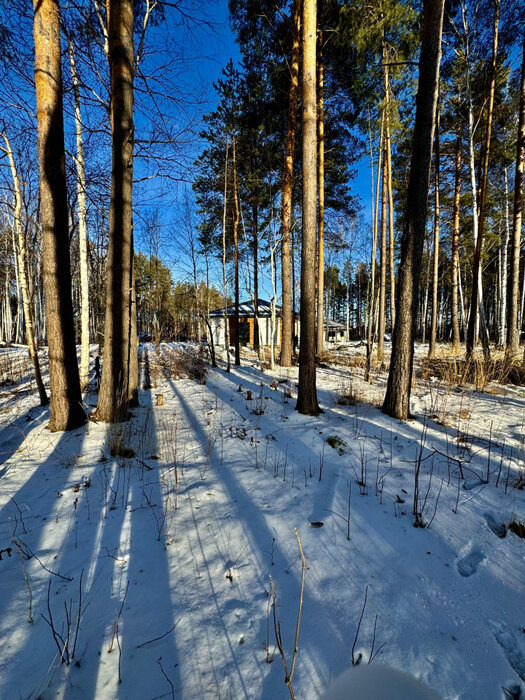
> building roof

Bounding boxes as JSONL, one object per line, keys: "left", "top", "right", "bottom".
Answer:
{"left": 209, "top": 299, "right": 280, "bottom": 318}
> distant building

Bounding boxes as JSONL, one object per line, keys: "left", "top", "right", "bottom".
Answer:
{"left": 208, "top": 298, "right": 348, "bottom": 347}
{"left": 208, "top": 299, "right": 287, "bottom": 347}
{"left": 325, "top": 319, "right": 347, "bottom": 342}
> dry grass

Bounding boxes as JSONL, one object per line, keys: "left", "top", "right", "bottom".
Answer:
{"left": 159, "top": 345, "right": 207, "bottom": 382}
{"left": 419, "top": 353, "right": 525, "bottom": 391}
{"left": 336, "top": 379, "right": 358, "bottom": 406}
{"left": 0, "top": 350, "right": 30, "bottom": 386}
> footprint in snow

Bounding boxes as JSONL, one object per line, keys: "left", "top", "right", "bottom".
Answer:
{"left": 492, "top": 621, "right": 525, "bottom": 683}
{"left": 484, "top": 512, "right": 507, "bottom": 539}
{"left": 456, "top": 549, "right": 485, "bottom": 577}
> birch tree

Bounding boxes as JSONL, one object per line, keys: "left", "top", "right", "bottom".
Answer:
{"left": 1, "top": 132, "right": 48, "bottom": 406}
{"left": 67, "top": 36, "right": 90, "bottom": 391}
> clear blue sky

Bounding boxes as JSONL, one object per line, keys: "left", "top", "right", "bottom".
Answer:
{"left": 134, "top": 0, "right": 372, "bottom": 285}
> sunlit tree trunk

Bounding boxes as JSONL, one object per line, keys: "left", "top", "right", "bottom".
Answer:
{"left": 364, "top": 115, "right": 383, "bottom": 382}
{"left": 128, "top": 239, "right": 138, "bottom": 406}
{"left": 451, "top": 135, "right": 462, "bottom": 352}
{"left": 280, "top": 0, "right": 301, "bottom": 367}
{"left": 429, "top": 103, "right": 440, "bottom": 357}
{"left": 498, "top": 169, "right": 510, "bottom": 346}
{"left": 33, "top": 0, "right": 85, "bottom": 431}
{"left": 316, "top": 29, "right": 325, "bottom": 355}
{"left": 386, "top": 112, "right": 396, "bottom": 333}
{"left": 466, "top": 0, "right": 498, "bottom": 359}
{"left": 252, "top": 202, "right": 259, "bottom": 353}
{"left": 378, "top": 139, "right": 387, "bottom": 367}
{"left": 96, "top": 0, "right": 135, "bottom": 422}
{"left": 67, "top": 37, "right": 90, "bottom": 392}
{"left": 232, "top": 134, "right": 240, "bottom": 366}
{"left": 378, "top": 37, "right": 390, "bottom": 366}
{"left": 383, "top": 0, "right": 445, "bottom": 420}
{"left": 222, "top": 141, "right": 231, "bottom": 373}
{"left": 296, "top": 0, "right": 320, "bottom": 415}
{"left": 1, "top": 132, "right": 48, "bottom": 406}
{"left": 507, "top": 28, "right": 525, "bottom": 355}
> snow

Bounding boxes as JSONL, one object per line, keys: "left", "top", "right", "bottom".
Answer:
{"left": 0, "top": 343, "right": 524, "bottom": 699}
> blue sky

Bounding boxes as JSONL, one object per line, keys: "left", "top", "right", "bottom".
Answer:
{"left": 131, "top": 0, "right": 372, "bottom": 288}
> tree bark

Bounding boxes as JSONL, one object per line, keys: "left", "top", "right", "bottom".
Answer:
{"left": 386, "top": 111, "right": 396, "bottom": 333}
{"left": 316, "top": 29, "right": 325, "bottom": 355}
{"left": 296, "top": 0, "right": 320, "bottom": 416}
{"left": 280, "top": 0, "right": 301, "bottom": 367}
{"left": 382, "top": 0, "right": 445, "bottom": 420}
{"left": 96, "top": 0, "right": 135, "bottom": 422}
{"left": 466, "top": 0, "right": 498, "bottom": 359}
{"left": 498, "top": 169, "right": 510, "bottom": 346}
{"left": 451, "top": 135, "right": 462, "bottom": 352}
{"left": 378, "top": 37, "right": 390, "bottom": 366}
{"left": 252, "top": 202, "right": 259, "bottom": 352}
{"left": 429, "top": 103, "right": 440, "bottom": 357}
{"left": 364, "top": 116, "right": 383, "bottom": 382}
{"left": 232, "top": 134, "right": 241, "bottom": 366}
{"left": 67, "top": 37, "right": 91, "bottom": 392}
{"left": 378, "top": 138, "right": 387, "bottom": 367}
{"left": 222, "top": 141, "right": 231, "bottom": 373}
{"left": 507, "top": 28, "right": 525, "bottom": 354}
{"left": 33, "top": 0, "right": 85, "bottom": 431}
{"left": 1, "top": 132, "right": 48, "bottom": 406}
{"left": 128, "top": 237, "right": 138, "bottom": 406}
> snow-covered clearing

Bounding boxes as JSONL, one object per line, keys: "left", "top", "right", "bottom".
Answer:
{"left": 0, "top": 343, "right": 524, "bottom": 699}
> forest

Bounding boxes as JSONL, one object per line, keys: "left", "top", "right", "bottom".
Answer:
{"left": 0, "top": 1, "right": 524, "bottom": 699}
{"left": 0, "top": 0, "right": 524, "bottom": 424}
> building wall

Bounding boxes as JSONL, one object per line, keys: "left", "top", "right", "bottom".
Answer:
{"left": 208, "top": 316, "right": 281, "bottom": 347}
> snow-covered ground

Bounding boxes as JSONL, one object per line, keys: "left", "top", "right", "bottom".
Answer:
{"left": 0, "top": 343, "right": 524, "bottom": 699}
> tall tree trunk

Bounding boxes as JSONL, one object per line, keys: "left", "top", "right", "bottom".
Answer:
{"left": 466, "top": 0, "right": 498, "bottom": 359}
{"left": 386, "top": 113, "right": 396, "bottom": 333}
{"left": 67, "top": 37, "right": 91, "bottom": 392}
{"left": 296, "top": 0, "right": 320, "bottom": 415}
{"left": 382, "top": 0, "right": 445, "bottom": 420}
{"left": 232, "top": 134, "right": 241, "bottom": 366}
{"left": 378, "top": 36, "right": 390, "bottom": 366}
{"left": 429, "top": 103, "right": 440, "bottom": 357}
{"left": 128, "top": 237, "right": 138, "bottom": 406}
{"left": 252, "top": 202, "right": 259, "bottom": 352}
{"left": 498, "top": 169, "right": 510, "bottom": 346}
{"left": 378, "top": 139, "right": 387, "bottom": 366}
{"left": 96, "top": 0, "right": 135, "bottom": 422}
{"left": 507, "top": 28, "right": 525, "bottom": 355}
{"left": 1, "top": 133, "right": 48, "bottom": 406}
{"left": 421, "top": 245, "right": 430, "bottom": 343}
{"left": 33, "top": 0, "right": 85, "bottom": 431}
{"left": 364, "top": 116, "right": 384, "bottom": 382}
{"left": 451, "top": 135, "right": 462, "bottom": 352}
{"left": 316, "top": 29, "right": 325, "bottom": 355}
{"left": 222, "top": 141, "right": 231, "bottom": 373}
{"left": 280, "top": 0, "right": 301, "bottom": 367}
{"left": 11, "top": 227, "right": 22, "bottom": 344}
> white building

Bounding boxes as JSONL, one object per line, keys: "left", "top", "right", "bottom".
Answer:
{"left": 208, "top": 299, "right": 348, "bottom": 348}
{"left": 208, "top": 299, "right": 286, "bottom": 348}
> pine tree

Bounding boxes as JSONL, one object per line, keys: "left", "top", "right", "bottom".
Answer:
{"left": 96, "top": 0, "right": 136, "bottom": 423}
{"left": 383, "top": 0, "right": 445, "bottom": 420}
{"left": 296, "top": 0, "right": 320, "bottom": 416}
{"left": 33, "top": 0, "right": 85, "bottom": 431}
